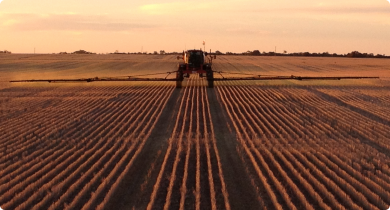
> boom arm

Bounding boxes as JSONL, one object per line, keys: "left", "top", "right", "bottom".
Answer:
{"left": 212, "top": 71, "right": 379, "bottom": 80}
{"left": 9, "top": 70, "right": 379, "bottom": 83}
{"left": 213, "top": 75, "right": 379, "bottom": 81}
{"left": 10, "top": 71, "right": 177, "bottom": 83}
{"left": 9, "top": 77, "right": 177, "bottom": 83}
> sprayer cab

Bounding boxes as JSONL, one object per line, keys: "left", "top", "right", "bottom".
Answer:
{"left": 177, "top": 50, "right": 215, "bottom": 71}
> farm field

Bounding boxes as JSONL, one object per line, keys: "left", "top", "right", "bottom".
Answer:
{"left": 0, "top": 54, "right": 390, "bottom": 209}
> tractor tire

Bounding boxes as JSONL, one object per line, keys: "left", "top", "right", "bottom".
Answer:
{"left": 176, "top": 71, "right": 184, "bottom": 88}
{"left": 207, "top": 70, "right": 214, "bottom": 88}
{"left": 176, "top": 80, "right": 182, "bottom": 88}
{"left": 208, "top": 79, "right": 214, "bottom": 88}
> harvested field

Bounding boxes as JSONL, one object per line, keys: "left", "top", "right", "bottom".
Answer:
{"left": 1, "top": 54, "right": 390, "bottom": 209}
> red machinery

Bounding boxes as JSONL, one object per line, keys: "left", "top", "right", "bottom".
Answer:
{"left": 176, "top": 49, "right": 216, "bottom": 88}
{"left": 10, "top": 49, "right": 379, "bottom": 87}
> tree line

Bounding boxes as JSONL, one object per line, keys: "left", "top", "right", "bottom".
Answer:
{"left": 222, "top": 50, "right": 388, "bottom": 58}
{"left": 50, "top": 49, "right": 389, "bottom": 58}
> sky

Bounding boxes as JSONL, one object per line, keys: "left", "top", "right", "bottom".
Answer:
{"left": 0, "top": 0, "right": 389, "bottom": 54}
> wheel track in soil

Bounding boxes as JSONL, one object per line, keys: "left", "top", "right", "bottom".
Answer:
{"left": 105, "top": 82, "right": 262, "bottom": 209}
{"left": 207, "top": 87, "right": 262, "bottom": 210}
{"left": 308, "top": 87, "right": 390, "bottom": 156}
{"left": 105, "top": 87, "right": 183, "bottom": 210}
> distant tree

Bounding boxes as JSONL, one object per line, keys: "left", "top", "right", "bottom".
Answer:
{"left": 242, "top": 50, "right": 252, "bottom": 55}
{"left": 215, "top": 50, "right": 223, "bottom": 55}
{"left": 72, "top": 50, "right": 94, "bottom": 54}
{"left": 160, "top": 50, "right": 165, "bottom": 55}
{"left": 252, "top": 50, "right": 261, "bottom": 56}
{"left": 264, "top": 51, "right": 275, "bottom": 56}
{"left": 321, "top": 52, "right": 329, "bottom": 57}
{"left": 347, "top": 51, "right": 363, "bottom": 58}
{"left": 153, "top": 51, "right": 158, "bottom": 55}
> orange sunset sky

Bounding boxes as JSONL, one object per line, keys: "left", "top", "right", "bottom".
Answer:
{"left": 0, "top": 0, "right": 389, "bottom": 54}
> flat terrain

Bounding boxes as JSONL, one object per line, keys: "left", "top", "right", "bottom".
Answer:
{"left": 0, "top": 54, "right": 390, "bottom": 209}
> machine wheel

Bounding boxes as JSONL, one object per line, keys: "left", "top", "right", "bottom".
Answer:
{"left": 176, "top": 71, "right": 183, "bottom": 88}
{"left": 176, "top": 80, "right": 182, "bottom": 88}
{"left": 208, "top": 79, "right": 214, "bottom": 88}
{"left": 207, "top": 70, "right": 214, "bottom": 88}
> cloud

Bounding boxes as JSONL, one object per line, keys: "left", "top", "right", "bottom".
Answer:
{"left": 2, "top": 18, "right": 19, "bottom": 26}
{"left": 251, "top": 6, "right": 390, "bottom": 15}
{"left": 1, "top": 13, "right": 157, "bottom": 31}
{"left": 299, "top": 6, "right": 390, "bottom": 14}
{"left": 138, "top": 1, "right": 220, "bottom": 15}
{"left": 137, "top": 0, "right": 390, "bottom": 16}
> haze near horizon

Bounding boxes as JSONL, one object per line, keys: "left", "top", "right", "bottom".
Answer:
{"left": 0, "top": 0, "right": 389, "bottom": 54}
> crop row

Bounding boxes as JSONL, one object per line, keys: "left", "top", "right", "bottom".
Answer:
{"left": 0, "top": 84, "right": 173, "bottom": 209}
{"left": 315, "top": 86, "right": 390, "bottom": 121}
{"left": 216, "top": 83, "right": 390, "bottom": 209}
{"left": 146, "top": 76, "right": 230, "bottom": 210}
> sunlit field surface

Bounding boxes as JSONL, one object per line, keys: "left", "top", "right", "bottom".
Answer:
{"left": 1, "top": 54, "right": 390, "bottom": 210}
